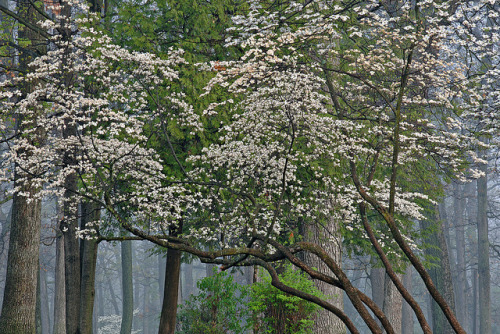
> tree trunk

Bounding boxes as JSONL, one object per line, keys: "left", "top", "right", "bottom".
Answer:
{"left": 36, "top": 268, "right": 42, "bottom": 334}
{"left": 79, "top": 202, "right": 100, "bottom": 334}
{"left": 370, "top": 267, "right": 385, "bottom": 312}
{"left": 303, "top": 217, "right": 345, "bottom": 334}
{"left": 60, "top": 2, "right": 81, "bottom": 329}
{"left": 382, "top": 272, "right": 403, "bottom": 334}
{"left": 60, "top": 121, "right": 80, "bottom": 334}
{"left": 401, "top": 268, "right": 413, "bottom": 334}
{"left": 61, "top": 196, "right": 80, "bottom": 334}
{"left": 476, "top": 156, "right": 491, "bottom": 334}
{"left": 0, "top": 1, "right": 45, "bottom": 332}
{"left": 143, "top": 284, "right": 150, "bottom": 334}
{"left": 453, "top": 182, "right": 468, "bottom": 329}
{"left": 158, "top": 222, "right": 183, "bottom": 334}
{"left": 120, "top": 240, "right": 134, "bottom": 334}
{"left": 0, "top": 181, "right": 42, "bottom": 334}
{"left": 40, "top": 268, "right": 51, "bottom": 334}
{"left": 0, "top": 205, "right": 11, "bottom": 309}
{"left": 53, "top": 224, "right": 66, "bottom": 334}
{"left": 472, "top": 267, "right": 478, "bottom": 334}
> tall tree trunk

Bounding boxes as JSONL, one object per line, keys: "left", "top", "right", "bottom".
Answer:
{"left": 303, "top": 217, "right": 345, "bottom": 334}
{"left": 79, "top": 202, "right": 100, "bottom": 334}
{"left": 0, "top": 1, "right": 45, "bottom": 332}
{"left": 143, "top": 284, "right": 150, "bottom": 334}
{"left": 158, "top": 222, "right": 183, "bottom": 334}
{"left": 120, "top": 240, "right": 134, "bottom": 334}
{"left": 472, "top": 267, "right": 478, "bottom": 334}
{"left": 370, "top": 265, "right": 385, "bottom": 330}
{"left": 59, "top": 2, "right": 81, "bottom": 331}
{"left": 0, "top": 178, "right": 42, "bottom": 334}
{"left": 36, "top": 268, "right": 42, "bottom": 334}
{"left": 465, "top": 180, "right": 476, "bottom": 334}
{"left": 476, "top": 155, "right": 491, "bottom": 334}
{"left": 453, "top": 182, "right": 468, "bottom": 329}
{"left": 401, "top": 268, "right": 413, "bottom": 334}
{"left": 0, "top": 205, "right": 11, "bottom": 308}
{"left": 382, "top": 272, "right": 403, "bottom": 334}
{"left": 40, "top": 268, "right": 51, "bottom": 334}
{"left": 370, "top": 267, "right": 385, "bottom": 311}
{"left": 61, "top": 194, "right": 80, "bottom": 334}
{"left": 53, "top": 225, "right": 66, "bottom": 334}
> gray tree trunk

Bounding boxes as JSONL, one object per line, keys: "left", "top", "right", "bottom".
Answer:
{"left": 158, "top": 222, "right": 182, "bottom": 334}
{"left": 382, "top": 272, "right": 403, "bottom": 334}
{"left": 79, "top": 202, "right": 100, "bottom": 334}
{"left": 453, "top": 182, "right": 468, "bottom": 329}
{"left": 53, "top": 224, "right": 66, "bottom": 334}
{"left": 303, "top": 217, "right": 345, "bottom": 334}
{"left": 370, "top": 266, "right": 385, "bottom": 311}
{"left": 0, "top": 1, "right": 45, "bottom": 332}
{"left": 120, "top": 240, "right": 134, "bottom": 334}
{"left": 143, "top": 284, "right": 150, "bottom": 334}
{"left": 61, "top": 195, "right": 80, "bottom": 334}
{"left": 36, "top": 268, "right": 42, "bottom": 334}
{"left": 0, "top": 179, "right": 42, "bottom": 334}
{"left": 40, "top": 268, "right": 51, "bottom": 334}
{"left": 472, "top": 267, "right": 478, "bottom": 334}
{"left": 477, "top": 155, "right": 491, "bottom": 334}
{"left": 401, "top": 268, "right": 413, "bottom": 334}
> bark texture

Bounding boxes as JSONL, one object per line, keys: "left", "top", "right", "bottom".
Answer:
{"left": 158, "top": 222, "right": 183, "bottom": 334}
{"left": 79, "top": 202, "right": 100, "bottom": 334}
{"left": 382, "top": 272, "right": 403, "bottom": 334}
{"left": 0, "top": 182, "right": 42, "bottom": 334}
{"left": 0, "top": 3, "right": 44, "bottom": 332}
{"left": 401, "top": 268, "right": 413, "bottom": 334}
{"left": 303, "top": 219, "right": 345, "bottom": 334}
{"left": 53, "top": 224, "right": 66, "bottom": 334}
{"left": 40, "top": 268, "right": 51, "bottom": 334}
{"left": 453, "top": 182, "right": 468, "bottom": 329}
{"left": 477, "top": 158, "right": 491, "bottom": 334}
{"left": 120, "top": 240, "right": 134, "bottom": 334}
{"left": 61, "top": 195, "right": 80, "bottom": 334}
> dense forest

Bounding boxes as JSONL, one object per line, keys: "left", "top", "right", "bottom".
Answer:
{"left": 0, "top": 0, "right": 498, "bottom": 333}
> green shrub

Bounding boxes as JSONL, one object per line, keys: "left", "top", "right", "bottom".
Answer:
{"left": 177, "top": 265, "right": 323, "bottom": 334}
{"left": 176, "top": 269, "right": 249, "bottom": 334}
{"left": 248, "top": 265, "right": 323, "bottom": 334}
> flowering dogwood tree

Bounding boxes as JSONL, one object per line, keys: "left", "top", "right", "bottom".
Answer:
{"left": 1, "top": 0, "right": 498, "bottom": 333}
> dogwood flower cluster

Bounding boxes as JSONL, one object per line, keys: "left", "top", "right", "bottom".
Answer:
{"left": 0, "top": 5, "right": 200, "bottom": 228}
{"left": 451, "top": 1, "right": 500, "bottom": 162}
{"left": 187, "top": 0, "right": 496, "bottom": 247}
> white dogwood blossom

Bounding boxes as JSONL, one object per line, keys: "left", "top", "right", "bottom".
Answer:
{"left": 186, "top": 0, "right": 498, "bottom": 247}
{"left": 0, "top": 5, "right": 200, "bottom": 229}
